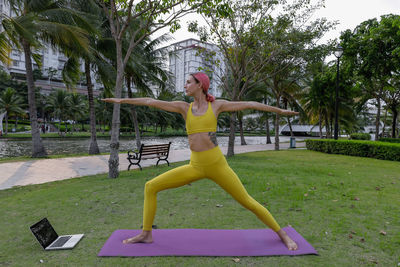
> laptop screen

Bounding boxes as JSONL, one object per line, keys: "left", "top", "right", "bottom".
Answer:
{"left": 30, "top": 218, "right": 59, "bottom": 248}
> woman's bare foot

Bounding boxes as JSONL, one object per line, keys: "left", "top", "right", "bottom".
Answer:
{"left": 276, "top": 229, "right": 298, "bottom": 250}
{"left": 123, "top": 231, "right": 153, "bottom": 244}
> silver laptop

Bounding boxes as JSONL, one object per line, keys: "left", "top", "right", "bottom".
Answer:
{"left": 30, "top": 218, "right": 84, "bottom": 250}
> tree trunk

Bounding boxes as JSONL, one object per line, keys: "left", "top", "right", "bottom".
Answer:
{"left": 127, "top": 76, "right": 141, "bottom": 149}
{"left": 265, "top": 114, "right": 271, "bottom": 144}
{"left": 274, "top": 96, "right": 281, "bottom": 151}
{"left": 392, "top": 108, "right": 397, "bottom": 138}
{"left": 5, "top": 113, "right": 8, "bottom": 135}
{"left": 22, "top": 39, "right": 47, "bottom": 157}
{"left": 382, "top": 109, "right": 387, "bottom": 136}
{"left": 227, "top": 112, "right": 236, "bottom": 157}
{"left": 374, "top": 88, "right": 383, "bottom": 141}
{"left": 85, "top": 59, "right": 100, "bottom": 154}
{"left": 238, "top": 113, "right": 246, "bottom": 145}
{"left": 108, "top": 43, "right": 124, "bottom": 178}
{"left": 324, "top": 114, "right": 331, "bottom": 138}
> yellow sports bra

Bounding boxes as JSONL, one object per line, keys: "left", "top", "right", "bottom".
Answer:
{"left": 186, "top": 102, "right": 217, "bottom": 135}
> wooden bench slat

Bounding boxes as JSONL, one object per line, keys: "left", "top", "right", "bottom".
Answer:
{"left": 141, "top": 148, "right": 169, "bottom": 152}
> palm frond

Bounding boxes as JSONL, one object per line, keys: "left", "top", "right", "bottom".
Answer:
{"left": 0, "top": 32, "right": 12, "bottom": 64}
{"left": 38, "top": 21, "right": 89, "bottom": 54}
{"left": 62, "top": 56, "right": 81, "bottom": 89}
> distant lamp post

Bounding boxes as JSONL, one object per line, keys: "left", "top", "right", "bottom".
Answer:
{"left": 334, "top": 45, "right": 343, "bottom": 140}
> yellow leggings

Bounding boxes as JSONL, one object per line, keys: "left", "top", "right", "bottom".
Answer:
{"left": 142, "top": 146, "right": 281, "bottom": 232}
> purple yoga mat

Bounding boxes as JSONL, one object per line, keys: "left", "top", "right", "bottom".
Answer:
{"left": 98, "top": 227, "right": 318, "bottom": 257}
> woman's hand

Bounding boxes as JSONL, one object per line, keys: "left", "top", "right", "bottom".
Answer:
{"left": 280, "top": 110, "right": 299, "bottom": 116}
{"left": 101, "top": 98, "right": 123, "bottom": 104}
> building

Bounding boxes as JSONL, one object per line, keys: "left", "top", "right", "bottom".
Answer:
{"left": 166, "top": 39, "right": 225, "bottom": 97}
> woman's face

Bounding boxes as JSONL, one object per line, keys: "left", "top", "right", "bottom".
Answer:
{"left": 184, "top": 75, "right": 201, "bottom": 96}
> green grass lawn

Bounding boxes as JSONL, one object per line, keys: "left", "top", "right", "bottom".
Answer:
{"left": 0, "top": 150, "right": 399, "bottom": 266}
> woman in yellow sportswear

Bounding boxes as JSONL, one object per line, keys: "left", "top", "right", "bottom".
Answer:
{"left": 102, "top": 72, "right": 298, "bottom": 250}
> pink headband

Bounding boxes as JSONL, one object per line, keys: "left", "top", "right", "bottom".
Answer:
{"left": 192, "top": 72, "right": 215, "bottom": 102}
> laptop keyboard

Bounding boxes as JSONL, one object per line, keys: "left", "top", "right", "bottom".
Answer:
{"left": 49, "top": 236, "right": 72, "bottom": 248}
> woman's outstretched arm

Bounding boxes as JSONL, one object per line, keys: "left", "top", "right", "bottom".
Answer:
{"left": 215, "top": 100, "right": 298, "bottom": 116}
{"left": 102, "top": 98, "right": 189, "bottom": 116}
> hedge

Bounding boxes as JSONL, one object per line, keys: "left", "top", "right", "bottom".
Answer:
{"left": 349, "top": 133, "right": 371, "bottom": 140}
{"left": 379, "top": 137, "right": 400, "bottom": 143}
{"left": 305, "top": 139, "right": 400, "bottom": 161}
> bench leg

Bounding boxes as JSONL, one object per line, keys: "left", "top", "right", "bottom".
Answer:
{"left": 128, "top": 163, "right": 142, "bottom": 171}
{"left": 156, "top": 159, "right": 169, "bottom": 166}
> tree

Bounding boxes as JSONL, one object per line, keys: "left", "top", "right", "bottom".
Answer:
{"left": 383, "top": 77, "right": 400, "bottom": 138}
{"left": 1, "top": 0, "right": 91, "bottom": 157}
{"left": 69, "top": 93, "right": 87, "bottom": 132}
{"left": 190, "top": 0, "right": 332, "bottom": 154}
{"left": 190, "top": 0, "right": 278, "bottom": 156}
{"left": 341, "top": 14, "right": 400, "bottom": 140}
{"left": 301, "top": 65, "right": 331, "bottom": 138}
{"left": 64, "top": 0, "right": 115, "bottom": 154}
{"left": 96, "top": 0, "right": 224, "bottom": 178}
{"left": 259, "top": 11, "right": 334, "bottom": 149}
{"left": 0, "top": 87, "right": 25, "bottom": 135}
{"left": 124, "top": 30, "right": 171, "bottom": 150}
{"left": 46, "top": 89, "right": 72, "bottom": 134}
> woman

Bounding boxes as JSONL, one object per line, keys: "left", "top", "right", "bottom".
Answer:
{"left": 102, "top": 72, "right": 299, "bottom": 250}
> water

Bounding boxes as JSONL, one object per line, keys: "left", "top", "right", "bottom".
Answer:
{"left": 0, "top": 135, "right": 299, "bottom": 158}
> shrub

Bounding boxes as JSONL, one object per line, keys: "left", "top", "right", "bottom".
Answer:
{"left": 379, "top": 137, "right": 400, "bottom": 143}
{"left": 349, "top": 133, "right": 371, "bottom": 140}
{"left": 306, "top": 139, "right": 400, "bottom": 161}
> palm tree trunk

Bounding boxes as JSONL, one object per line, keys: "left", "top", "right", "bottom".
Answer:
{"left": 324, "top": 113, "right": 331, "bottom": 138}
{"left": 238, "top": 113, "right": 246, "bottom": 145}
{"left": 85, "top": 59, "right": 100, "bottom": 154}
{"left": 375, "top": 88, "right": 383, "bottom": 141}
{"left": 5, "top": 113, "right": 8, "bottom": 135}
{"left": 265, "top": 114, "right": 271, "bottom": 144}
{"left": 22, "top": 39, "right": 47, "bottom": 157}
{"left": 126, "top": 76, "right": 141, "bottom": 149}
{"left": 227, "top": 112, "right": 236, "bottom": 157}
{"left": 108, "top": 43, "right": 124, "bottom": 178}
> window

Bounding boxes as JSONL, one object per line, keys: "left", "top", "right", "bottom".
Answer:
{"left": 13, "top": 60, "right": 19, "bottom": 67}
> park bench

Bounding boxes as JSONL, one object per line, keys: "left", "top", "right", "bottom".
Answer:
{"left": 127, "top": 142, "right": 171, "bottom": 171}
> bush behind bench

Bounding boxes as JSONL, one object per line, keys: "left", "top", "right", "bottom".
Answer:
{"left": 305, "top": 139, "right": 400, "bottom": 161}
{"left": 349, "top": 133, "right": 371, "bottom": 140}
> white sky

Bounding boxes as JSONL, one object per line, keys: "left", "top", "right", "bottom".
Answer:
{"left": 166, "top": 0, "right": 400, "bottom": 46}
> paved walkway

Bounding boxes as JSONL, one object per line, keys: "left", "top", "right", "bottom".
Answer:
{"left": 0, "top": 142, "right": 305, "bottom": 190}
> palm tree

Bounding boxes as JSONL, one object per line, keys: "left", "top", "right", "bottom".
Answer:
{"left": 1, "top": 0, "right": 91, "bottom": 156}
{"left": 63, "top": 0, "right": 115, "bottom": 154}
{"left": 0, "top": 32, "right": 11, "bottom": 65}
{"left": 123, "top": 26, "right": 171, "bottom": 149}
{"left": 0, "top": 87, "right": 25, "bottom": 135}
{"left": 46, "top": 89, "right": 71, "bottom": 134}
{"left": 69, "top": 93, "right": 87, "bottom": 132}
{"left": 301, "top": 76, "right": 329, "bottom": 138}
{"left": 95, "top": 93, "right": 113, "bottom": 133}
